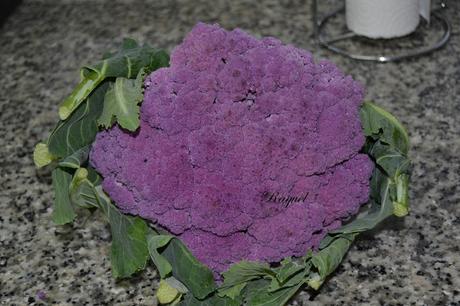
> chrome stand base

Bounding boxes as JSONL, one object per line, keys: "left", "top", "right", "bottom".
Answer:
{"left": 313, "top": 1, "right": 451, "bottom": 62}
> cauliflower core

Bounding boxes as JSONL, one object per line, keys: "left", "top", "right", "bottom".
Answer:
{"left": 90, "top": 23, "right": 373, "bottom": 274}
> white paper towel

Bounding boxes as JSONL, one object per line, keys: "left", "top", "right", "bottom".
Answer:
{"left": 420, "top": 0, "right": 431, "bottom": 24}
{"left": 346, "top": 0, "right": 431, "bottom": 39}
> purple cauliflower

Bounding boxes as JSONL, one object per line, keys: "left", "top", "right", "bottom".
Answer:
{"left": 90, "top": 23, "right": 374, "bottom": 274}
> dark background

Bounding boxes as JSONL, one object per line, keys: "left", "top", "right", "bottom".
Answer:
{"left": 0, "top": 0, "right": 22, "bottom": 27}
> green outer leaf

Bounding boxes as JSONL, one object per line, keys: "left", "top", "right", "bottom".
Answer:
{"left": 371, "top": 141, "right": 410, "bottom": 178}
{"left": 121, "top": 38, "right": 139, "bottom": 50}
{"left": 360, "top": 101, "right": 410, "bottom": 154}
{"left": 58, "top": 42, "right": 169, "bottom": 120}
{"left": 86, "top": 166, "right": 102, "bottom": 186}
{"left": 68, "top": 173, "right": 150, "bottom": 278}
{"left": 311, "top": 234, "right": 356, "bottom": 282}
{"left": 161, "top": 238, "right": 217, "bottom": 300}
{"left": 219, "top": 261, "right": 274, "bottom": 300}
{"left": 33, "top": 143, "right": 55, "bottom": 168}
{"left": 269, "top": 259, "right": 308, "bottom": 292}
{"left": 318, "top": 234, "right": 335, "bottom": 250}
{"left": 83, "top": 46, "right": 167, "bottom": 79}
{"left": 269, "top": 270, "right": 307, "bottom": 293}
{"left": 148, "top": 49, "right": 170, "bottom": 72}
{"left": 147, "top": 235, "right": 174, "bottom": 278}
{"left": 305, "top": 100, "right": 411, "bottom": 293}
{"left": 69, "top": 168, "right": 89, "bottom": 192}
{"left": 48, "top": 82, "right": 108, "bottom": 158}
{"left": 221, "top": 261, "right": 274, "bottom": 287}
{"left": 164, "top": 276, "right": 189, "bottom": 294}
{"left": 369, "top": 140, "right": 411, "bottom": 218}
{"left": 70, "top": 174, "right": 98, "bottom": 209}
{"left": 58, "top": 74, "right": 102, "bottom": 120}
{"left": 330, "top": 101, "right": 411, "bottom": 234}
{"left": 179, "top": 293, "right": 241, "bottom": 306}
{"left": 96, "top": 186, "right": 150, "bottom": 278}
{"left": 157, "top": 279, "right": 181, "bottom": 305}
{"left": 245, "top": 279, "right": 303, "bottom": 306}
{"left": 218, "top": 282, "right": 247, "bottom": 300}
{"left": 58, "top": 145, "right": 90, "bottom": 169}
{"left": 275, "top": 259, "right": 304, "bottom": 284}
{"left": 51, "top": 167, "right": 76, "bottom": 225}
{"left": 331, "top": 177, "right": 393, "bottom": 234}
{"left": 98, "top": 69, "right": 144, "bottom": 131}
{"left": 41, "top": 39, "right": 171, "bottom": 286}
{"left": 393, "top": 173, "right": 409, "bottom": 217}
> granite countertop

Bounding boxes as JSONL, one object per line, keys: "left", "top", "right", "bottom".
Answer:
{"left": 1, "top": 0, "right": 459, "bottom": 305}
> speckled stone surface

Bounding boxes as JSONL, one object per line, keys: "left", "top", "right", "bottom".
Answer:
{"left": 1, "top": 0, "right": 459, "bottom": 305}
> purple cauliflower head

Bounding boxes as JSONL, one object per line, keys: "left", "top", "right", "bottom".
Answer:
{"left": 90, "top": 23, "right": 374, "bottom": 275}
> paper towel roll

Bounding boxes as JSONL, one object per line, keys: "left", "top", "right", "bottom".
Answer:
{"left": 346, "top": 0, "right": 421, "bottom": 39}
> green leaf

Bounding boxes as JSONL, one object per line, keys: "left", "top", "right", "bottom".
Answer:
{"left": 318, "top": 234, "right": 335, "bottom": 250}
{"left": 51, "top": 167, "right": 76, "bottom": 225}
{"left": 269, "top": 259, "right": 308, "bottom": 292}
{"left": 69, "top": 170, "right": 99, "bottom": 209}
{"left": 218, "top": 283, "right": 247, "bottom": 300}
{"left": 311, "top": 148, "right": 403, "bottom": 287}
{"left": 33, "top": 143, "right": 55, "bottom": 168}
{"left": 275, "top": 259, "right": 304, "bottom": 284}
{"left": 68, "top": 172, "right": 150, "bottom": 278}
{"left": 147, "top": 234, "right": 174, "bottom": 278}
{"left": 161, "top": 238, "right": 217, "bottom": 300}
{"left": 58, "top": 73, "right": 102, "bottom": 120}
{"left": 68, "top": 167, "right": 104, "bottom": 208}
{"left": 310, "top": 234, "right": 356, "bottom": 285}
{"left": 98, "top": 69, "right": 144, "bottom": 131}
{"left": 370, "top": 141, "right": 410, "bottom": 179}
{"left": 269, "top": 270, "right": 307, "bottom": 293}
{"left": 331, "top": 177, "right": 393, "bottom": 234}
{"left": 178, "top": 293, "right": 241, "bottom": 306}
{"left": 157, "top": 279, "right": 181, "bottom": 305}
{"left": 367, "top": 140, "right": 411, "bottom": 218}
{"left": 58, "top": 41, "right": 169, "bottom": 120}
{"left": 306, "top": 273, "right": 322, "bottom": 290}
{"left": 96, "top": 187, "right": 150, "bottom": 278}
{"left": 329, "top": 100, "right": 412, "bottom": 235}
{"left": 149, "top": 49, "right": 170, "bottom": 71}
{"left": 86, "top": 166, "right": 102, "bottom": 186}
{"left": 121, "top": 38, "right": 139, "bottom": 50}
{"left": 245, "top": 279, "right": 303, "bottom": 306}
{"left": 164, "top": 276, "right": 189, "bottom": 294}
{"left": 393, "top": 173, "right": 409, "bottom": 217}
{"left": 360, "top": 101, "right": 410, "bottom": 155}
{"left": 69, "top": 167, "right": 89, "bottom": 189}
{"left": 58, "top": 145, "right": 90, "bottom": 169}
{"left": 219, "top": 261, "right": 274, "bottom": 299}
{"left": 48, "top": 82, "right": 108, "bottom": 159}
{"left": 221, "top": 261, "right": 274, "bottom": 287}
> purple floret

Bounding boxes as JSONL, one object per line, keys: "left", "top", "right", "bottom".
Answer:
{"left": 90, "top": 23, "right": 374, "bottom": 275}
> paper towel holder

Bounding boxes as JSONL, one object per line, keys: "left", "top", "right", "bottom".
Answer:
{"left": 313, "top": 0, "right": 451, "bottom": 62}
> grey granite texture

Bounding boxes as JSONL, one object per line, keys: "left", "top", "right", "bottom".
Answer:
{"left": 0, "top": 0, "right": 459, "bottom": 305}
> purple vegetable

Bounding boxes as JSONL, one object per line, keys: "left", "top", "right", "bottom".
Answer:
{"left": 90, "top": 23, "right": 373, "bottom": 274}
{"left": 36, "top": 290, "right": 47, "bottom": 301}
